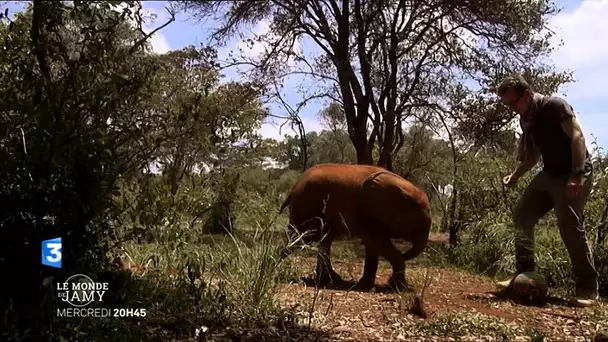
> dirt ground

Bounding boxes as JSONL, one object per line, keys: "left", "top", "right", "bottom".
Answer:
{"left": 272, "top": 234, "right": 608, "bottom": 342}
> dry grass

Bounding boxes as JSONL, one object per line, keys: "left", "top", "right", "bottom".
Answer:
{"left": 53, "top": 230, "right": 606, "bottom": 341}
{"left": 270, "top": 238, "right": 608, "bottom": 342}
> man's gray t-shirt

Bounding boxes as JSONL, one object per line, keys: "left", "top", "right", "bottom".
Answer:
{"left": 517, "top": 93, "right": 591, "bottom": 177}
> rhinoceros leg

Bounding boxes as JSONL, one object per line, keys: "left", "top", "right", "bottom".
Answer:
{"left": 356, "top": 244, "right": 379, "bottom": 291}
{"left": 381, "top": 238, "right": 408, "bottom": 291}
{"left": 363, "top": 235, "right": 408, "bottom": 291}
{"left": 315, "top": 233, "right": 343, "bottom": 286}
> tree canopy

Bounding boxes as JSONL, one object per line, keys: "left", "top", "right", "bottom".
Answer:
{"left": 185, "top": 0, "right": 571, "bottom": 170}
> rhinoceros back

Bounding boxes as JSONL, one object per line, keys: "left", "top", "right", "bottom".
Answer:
{"left": 279, "top": 164, "right": 431, "bottom": 259}
{"left": 361, "top": 170, "right": 432, "bottom": 260}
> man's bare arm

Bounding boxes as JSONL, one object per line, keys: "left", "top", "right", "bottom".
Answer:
{"left": 561, "top": 115, "right": 586, "bottom": 173}
{"left": 512, "top": 127, "right": 539, "bottom": 179}
{"left": 552, "top": 98, "right": 586, "bottom": 173}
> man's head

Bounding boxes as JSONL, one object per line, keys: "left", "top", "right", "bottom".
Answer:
{"left": 497, "top": 74, "right": 534, "bottom": 118}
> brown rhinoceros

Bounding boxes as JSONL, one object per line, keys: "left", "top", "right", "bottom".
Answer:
{"left": 279, "top": 163, "right": 432, "bottom": 291}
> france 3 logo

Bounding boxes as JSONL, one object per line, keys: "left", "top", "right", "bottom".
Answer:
{"left": 42, "top": 237, "right": 62, "bottom": 268}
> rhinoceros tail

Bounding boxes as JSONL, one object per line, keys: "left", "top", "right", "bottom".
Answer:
{"left": 279, "top": 193, "right": 292, "bottom": 214}
{"left": 402, "top": 238, "right": 428, "bottom": 261}
{"left": 402, "top": 212, "right": 432, "bottom": 261}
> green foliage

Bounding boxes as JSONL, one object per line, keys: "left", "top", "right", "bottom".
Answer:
{"left": 236, "top": 167, "right": 301, "bottom": 228}
{"left": 203, "top": 170, "right": 240, "bottom": 234}
{"left": 415, "top": 311, "right": 527, "bottom": 341}
{"left": 1, "top": 3, "right": 169, "bottom": 337}
{"left": 185, "top": 0, "right": 571, "bottom": 167}
{"left": 113, "top": 174, "right": 214, "bottom": 244}
{"left": 2, "top": 1, "right": 607, "bottom": 340}
{"left": 41, "top": 227, "right": 297, "bottom": 341}
{"left": 279, "top": 130, "right": 357, "bottom": 170}
{"left": 0, "top": 2, "right": 270, "bottom": 339}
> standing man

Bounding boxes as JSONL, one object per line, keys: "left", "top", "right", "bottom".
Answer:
{"left": 496, "top": 74, "right": 599, "bottom": 307}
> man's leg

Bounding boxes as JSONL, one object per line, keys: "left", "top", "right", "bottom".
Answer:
{"left": 497, "top": 173, "right": 554, "bottom": 289}
{"left": 552, "top": 171, "right": 599, "bottom": 306}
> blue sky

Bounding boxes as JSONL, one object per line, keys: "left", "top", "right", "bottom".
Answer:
{"left": 4, "top": 0, "right": 608, "bottom": 150}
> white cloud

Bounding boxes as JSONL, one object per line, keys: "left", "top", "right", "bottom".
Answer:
{"left": 140, "top": 4, "right": 172, "bottom": 53}
{"left": 218, "top": 19, "right": 301, "bottom": 73}
{"left": 544, "top": 0, "right": 608, "bottom": 148}
{"left": 258, "top": 121, "right": 286, "bottom": 141}
{"left": 236, "top": 20, "right": 272, "bottom": 60}
{"left": 149, "top": 33, "right": 170, "bottom": 54}
{"left": 106, "top": 2, "right": 172, "bottom": 53}
{"left": 549, "top": 1, "right": 608, "bottom": 67}
{"left": 548, "top": 0, "right": 608, "bottom": 100}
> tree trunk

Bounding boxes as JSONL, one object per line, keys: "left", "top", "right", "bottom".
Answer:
{"left": 377, "top": 111, "right": 396, "bottom": 171}
{"left": 377, "top": 153, "right": 393, "bottom": 171}
{"left": 354, "top": 141, "right": 373, "bottom": 165}
{"left": 352, "top": 123, "right": 373, "bottom": 165}
{"left": 447, "top": 187, "right": 460, "bottom": 246}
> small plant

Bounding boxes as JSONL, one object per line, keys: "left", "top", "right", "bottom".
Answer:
{"left": 398, "top": 268, "right": 433, "bottom": 319}
{"left": 416, "top": 312, "right": 526, "bottom": 340}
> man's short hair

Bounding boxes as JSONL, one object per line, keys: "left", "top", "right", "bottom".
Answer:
{"left": 497, "top": 74, "right": 532, "bottom": 97}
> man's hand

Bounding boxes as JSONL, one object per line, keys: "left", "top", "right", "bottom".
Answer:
{"left": 566, "top": 174, "right": 584, "bottom": 198}
{"left": 503, "top": 172, "right": 520, "bottom": 187}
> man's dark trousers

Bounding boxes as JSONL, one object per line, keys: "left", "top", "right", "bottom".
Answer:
{"left": 513, "top": 169, "right": 599, "bottom": 297}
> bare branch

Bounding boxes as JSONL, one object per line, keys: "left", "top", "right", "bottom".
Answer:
{"left": 129, "top": 6, "right": 176, "bottom": 55}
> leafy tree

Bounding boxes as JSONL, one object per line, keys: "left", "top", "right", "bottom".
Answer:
{"left": 147, "top": 46, "right": 268, "bottom": 195}
{"left": 450, "top": 70, "right": 572, "bottom": 150}
{"left": 317, "top": 102, "right": 357, "bottom": 164}
{"left": 0, "top": 1, "right": 180, "bottom": 337}
{"left": 439, "top": 70, "right": 571, "bottom": 244}
{"left": 279, "top": 132, "right": 315, "bottom": 170}
{"left": 185, "top": 0, "right": 570, "bottom": 171}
